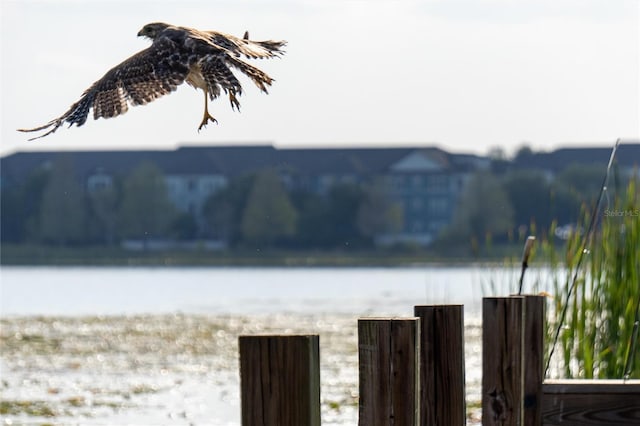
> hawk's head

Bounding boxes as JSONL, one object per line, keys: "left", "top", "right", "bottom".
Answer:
{"left": 138, "top": 22, "right": 171, "bottom": 40}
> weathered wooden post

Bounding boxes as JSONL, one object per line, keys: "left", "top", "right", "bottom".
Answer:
{"left": 239, "top": 335, "right": 320, "bottom": 426}
{"left": 521, "top": 295, "right": 545, "bottom": 426}
{"left": 358, "top": 318, "right": 420, "bottom": 426}
{"left": 414, "top": 305, "right": 466, "bottom": 426}
{"left": 483, "top": 296, "right": 525, "bottom": 426}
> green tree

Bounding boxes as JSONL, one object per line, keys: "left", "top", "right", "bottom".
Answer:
{"left": 488, "top": 146, "right": 510, "bottom": 174}
{"left": 502, "top": 169, "right": 582, "bottom": 230}
{"left": 356, "top": 181, "right": 403, "bottom": 238}
{"left": 117, "top": 161, "right": 176, "bottom": 242}
{"left": 326, "top": 183, "right": 367, "bottom": 247}
{"left": 547, "top": 184, "right": 581, "bottom": 226}
{"left": 557, "top": 163, "right": 607, "bottom": 200}
{"left": 514, "top": 144, "right": 534, "bottom": 162}
{"left": 503, "top": 170, "right": 552, "bottom": 228}
{"left": 290, "top": 191, "right": 333, "bottom": 248}
{"left": 19, "top": 167, "right": 52, "bottom": 242}
{"left": 293, "top": 183, "right": 370, "bottom": 249}
{"left": 88, "top": 184, "right": 119, "bottom": 245}
{"left": 39, "top": 155, "right": 86, "bottom": 245}
{"left": 487, "top": 146, "right": 507, "bottom": 161}
{"left": 291, "top": 183, "right": 374, "bottom": 249}
{"left": 171, "top": 213, "right": 198, "bottom": 240}
{"left": 1, "top": 186, "right": 25, "bottom": 243}
{"left": 445, "top": 171, "right": 514, "bottom": 242}
{"left": 203, "top": 174, "right": 254, "bottom": 244}
{"left": 241, "top": 169, "right": 297, "bottom": 246}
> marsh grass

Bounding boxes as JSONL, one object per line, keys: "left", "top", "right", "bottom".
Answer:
{"left": 541, "top": 177, "right": 639, "bottom": 378}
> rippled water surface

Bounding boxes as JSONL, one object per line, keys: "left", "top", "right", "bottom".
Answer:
{"left": 1, "top": 266, "right": 524, "bottom": 425}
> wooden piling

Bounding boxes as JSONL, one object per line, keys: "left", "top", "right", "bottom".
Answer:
{"left": 414, "top": 305, "right": 466, "bottom": 426}
{"left": 239, "top": 335, "right": 320, "bottom": 426}
{"left": 358, "top": 318, "right": 420, "bottom": 426}
{"left": 483, "top": 296, "right": 525, "bottom": 426}
{"left": 522, "top": 295, "right": 545, "bottom": 426}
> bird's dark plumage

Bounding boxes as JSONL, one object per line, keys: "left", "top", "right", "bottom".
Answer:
{"left": 18, "top": 22, "right": 286, "bottom": 140}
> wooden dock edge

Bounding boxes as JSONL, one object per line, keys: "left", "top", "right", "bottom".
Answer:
{"left": 541, "top": 379, "right": 640, "bottom": 426}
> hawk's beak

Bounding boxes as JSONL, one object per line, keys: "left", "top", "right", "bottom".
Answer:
{"left": 137, "top": 30, "right": 143, "bottom": 37}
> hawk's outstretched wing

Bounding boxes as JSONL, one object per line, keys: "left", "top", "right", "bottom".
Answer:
{"left": 18, "top": 23, "right": 286, "bottom": 140}
{"left": 19, "top": 37, "right": 192, "bottom": 140}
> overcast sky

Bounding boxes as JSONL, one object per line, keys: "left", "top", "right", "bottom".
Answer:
{"left": 1, "top": 0, "right": 638, "bottom": 157}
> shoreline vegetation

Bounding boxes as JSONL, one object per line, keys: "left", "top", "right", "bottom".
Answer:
{"left": 0, "top": 243, "right": 530, "bottom": 267}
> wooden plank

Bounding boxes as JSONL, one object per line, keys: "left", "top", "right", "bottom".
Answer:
{"left": 239, "top": 335, "right": 320, "bottom": 426}
{"left": 542, "top": 380, "right": 640, "bottom": 426}
{"left": 522, "top": 295, "right": 545, "bottom": 426}
{"left": 358, "top": 318, "right": 420, "bottom": 426}
{"left": 482, "top": 296, "right": 525, "bottom": 426}
{"left": 544, "top": 379, "right": 640, "bottom": 391}
{"left": 414, "top": 305, "right": 465, "bottom": 426}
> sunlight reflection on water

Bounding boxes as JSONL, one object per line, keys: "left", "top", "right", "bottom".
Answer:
{"left": 1, "top": 266, "right": 553, "bottom": 425}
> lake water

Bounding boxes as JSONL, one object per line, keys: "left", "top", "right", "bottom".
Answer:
{"left": 0, "top": 265, "right": 528, "bottom": 318}
{"left": 0, "top": 265, "right": 541, "bottom": 425}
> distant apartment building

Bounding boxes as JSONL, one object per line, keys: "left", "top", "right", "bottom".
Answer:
{"left": 4, "top": 143, "right": 637, "bottom": 245}
{"left": 1, "top": 145, "right": 492, "bottom": 245}
{"left": 0, "top": 144, "right": 640, "bottom": 245}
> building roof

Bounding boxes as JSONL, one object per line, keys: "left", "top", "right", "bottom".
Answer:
{"left": 0, "top": 144, "right": 484, "bottom": 187}
{"left": 513, "top": 144, "right": 640, "bottom": 174}
{"left": 4, "top": 143, "right": 634, "bottom": 188}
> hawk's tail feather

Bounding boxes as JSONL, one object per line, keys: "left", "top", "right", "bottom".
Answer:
{"left": 253, "top": 40, "right": 286, "bottom": 57}
{"left": 205, "top": 31, "right": 286, "bottom": 60}
{"left": 226, "top": 56, "right": 274, "bottom": 93}
{"left": 237, "top": 39, "right": 286, "bottom": 60}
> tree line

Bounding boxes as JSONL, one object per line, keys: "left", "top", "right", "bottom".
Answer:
{"left": 1, "top": 154, "right": 615, "bottom": 250}
{"left": 0, "top": 156, "right": 401, "bottom": 249}
{"left": 438, "top": 160, "right": 637, "bottom": 256}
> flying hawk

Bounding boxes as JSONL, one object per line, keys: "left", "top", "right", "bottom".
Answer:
{"left": 18, "top": 22, "right": 286, "bottom": 140}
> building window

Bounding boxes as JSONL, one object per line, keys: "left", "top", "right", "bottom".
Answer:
{"left": 429, "top": 198, "right": 448, "bottom": 215}
{"left": 412, "top": 197, "right": 423, "bottom": 210}
{"left": 427, "top": 175, "right": 448, "bottom": 192}
{"left": 203, "top": 176, "right": 227, "bottom": 194}
{"left": 429, "top": 220, "right": 448, "bottom": 232}
{"left": 87, "top": 173, "right": 113, "bottom": 193}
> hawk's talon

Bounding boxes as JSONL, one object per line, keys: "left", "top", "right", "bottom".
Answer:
{"left": 198, "top": 91, "right": 218, "bottom": 131}
{"left": 197, "top": 114, "right": 218, "bottom": 131}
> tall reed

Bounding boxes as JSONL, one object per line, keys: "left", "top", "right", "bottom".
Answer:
{"left": 543, "top": 177, "right": 639, "bottom": 379}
